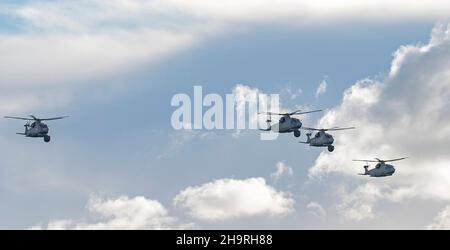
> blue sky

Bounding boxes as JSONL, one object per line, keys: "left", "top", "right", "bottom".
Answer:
{"left": 1, "top": 1, "right": 450, "bottom": 229}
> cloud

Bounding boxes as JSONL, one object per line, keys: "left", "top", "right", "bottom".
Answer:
{"left": 0, "top": 30, "right": 197, "bottom": 86}
{"left": 2, "top": 0, "right": 450, "bottom": 86}
{"left": 427, "top": 206, "right": 450, "bottom": 230}
{"left": 315, "top": 79, "right": 327, "bottom": 98}
{"left": 132, "top": 0, "right": 450, "bottom": 24}
{"left": 283, "top": 87, "right": 303, "bottom": 100}
{"left": 31, "top": 195, "right": 192, "bottom": 230}
{"left": 271, "top": 162, "right": 294, "bottom": 182}
{"left": 336, "top": 183, "right": 386, "bottom": 221}
{"left": 307, "top": 202, "right": 327, "bottom": 219}
{"left": 309, "top": 23, "right": 450, "bottom": 209}
{"left": 0, "top": 91, "right": 70, "bottom": 114}
{"left": 173, "top": 177, "right": 294, "bottom": 221}
{"left": 0, "top": 0, "right": 204, "bottom": 86}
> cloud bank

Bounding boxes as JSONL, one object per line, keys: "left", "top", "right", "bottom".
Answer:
{"left": 2, "top": 0, "right": 450, "bottom": 86}
{"left": 308, "top": 23, "right": 450, "bottom": 222}
{"left": 31, "top": 195, "right": 192, "bottom": 230}
{"left": 174, "top": 177, "right": 294, "bottom": 221}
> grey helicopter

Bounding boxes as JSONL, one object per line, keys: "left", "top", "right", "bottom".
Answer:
{"left": 299, "top": 127, "right": 355, "bottom": 152}
{"left": 4, "top": 115, "right": 68, "bottom": 143}
{"left": 258, "top": 109, "right": 322, "bottom": 138}
{"left": 353, "top": 157, "right": 408, "bottom": 177}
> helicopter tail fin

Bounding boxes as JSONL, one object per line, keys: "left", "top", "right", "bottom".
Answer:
{"left": 306, "top": 133, "right": 312, "bottom": 143}
{"left": 363, "top": 165, "right": 369, "bottom": 175}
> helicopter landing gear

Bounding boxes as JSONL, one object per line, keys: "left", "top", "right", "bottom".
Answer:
{"left": 294, "top": 130, "right": 301, "bottom": 138}
{"left": 327, "top": 145, "right": 335, "bottom": 152}
{"left": 44, "top": 135, "right": 51, "bottom": 143}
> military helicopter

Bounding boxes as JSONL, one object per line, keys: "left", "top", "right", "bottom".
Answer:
{"left": 353, "top": 157, "right": 408, "bottom": 177}
{"left": 299, "top": 127, "right": 355, "bottom": 152}
{"left": 4, "top": 115, "right": 68, "bottom": 143}
{"left": 258, "top": 109, "right": 322, "bottom": 138}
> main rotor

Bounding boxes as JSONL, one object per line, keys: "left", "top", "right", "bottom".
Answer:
{"left": 353, "top": 157, "right": 408, "bottom": 164}
{"left": 4, "top": 115, "right": 69, "bottom": 122}
{"left": 258, "top": 109, "right": 322, "bottom": 117}
{"left": 301, "top": 126, "right": 355, "bottom": 132}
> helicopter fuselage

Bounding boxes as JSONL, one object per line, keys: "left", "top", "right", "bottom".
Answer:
{"left": 23, "top": 121, "right": 49, "bottom": 137}
{"left": 363, "top": 163, "right": 396, "bottom": 177}
{"left": 306, "top": 131, "right": 334, "bottom": 147}
{"left": 269, "top": 116, "right": 302, "bottom": 133}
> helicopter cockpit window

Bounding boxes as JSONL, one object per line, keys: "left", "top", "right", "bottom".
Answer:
{"left": 315, "top": 133, "right": 320, "bottom": 138}
{"left": 30, "top": 122, "right": 36, "bottom": 128}
{"left": 280, "top": 117, "right": 286, "bottom": 123}
{"left": 376, "top": 163, "right": 381, "bottom": 169}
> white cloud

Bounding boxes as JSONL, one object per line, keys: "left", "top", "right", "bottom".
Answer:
{"left": 232, "top": 84, "right": 284, "bottom": 140}
{"left": 174, "top": 177, "right": 294, "bottom": 221}
{"left": 2, "top": 0, "right": 449, "bottom": 86}
{"left": 0, "top": 30, "right": 197, "bottom": 86}
{"left": 336, "top": 183, "right": 386, "bottom": 221}
{"left": 233, "top": 84, "right": 262, "bottom": 130}
{"left": 271, "top": 162, "right": 294, "bottom": 182}
{"left": 307, "top": 202, "right": 327, "bottom": 219}
{"left": 0, "top": 89, "right": 73, "bottom": 114}
{"left": 309, "top": 23, "right": 450, "bottom": 207}
{"left": 31, "top": 195, "right": 192, "bottom": 230}
{"left": 427, "top": 206, "right": 450, "bottom": 230}
{"left": 315, "top": 79, "right": 327, "bottom": 98}
{"left": 152, "top": 0, "right": 450, "bottom": 24}
{"left": 0, "top": 0, "right": 206, "bottom": 86}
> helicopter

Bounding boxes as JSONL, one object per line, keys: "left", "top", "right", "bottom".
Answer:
{"left": 4, "top": 115, "right": 68, "bottom": 143}
{"left": 353, "top": 157, "right": 408, "bottom": 177}
{"left": 258, "top": 109, "right": 322, "bottom": 138}
{"left": 299, "top": 127, "right": 355, "bottom": 152}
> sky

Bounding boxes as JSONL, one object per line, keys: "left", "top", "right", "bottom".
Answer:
{"left": 1, "top": 0, "right": 450, "bottom": 229}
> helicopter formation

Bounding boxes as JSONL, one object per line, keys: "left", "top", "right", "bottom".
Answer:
{"left": 3, "top": 110, "right": 406, "bottom": 177}
{"left": 258, "top": 109, "right": 354, "bottom": 152}
{"left": 258, "top": 109, "right": 407, "bottom": 177}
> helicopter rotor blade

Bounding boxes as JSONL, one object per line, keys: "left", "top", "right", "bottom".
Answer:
{"left": 326, "top": 127, "right": 356, "bottom": 131}
{"left": 301, "top": 126, "right": 355, "bottom": 131}
{"left": 5, "top": 115, "right": 68, "bottom": 121}
{"left": 290, "top": 109, "right": 322, "bottom": 116}
{"left": 381, "top": 157, "right": 408, "bottom": 163}
{"left": 38, "top": 116, "right": 69, "bottom": 121}
{"left": 4, "top": 116, "right": 34, "bottom": 121}
{"left": 352, "top": 159, "right": 380, "bottom": 163}
{"left": 258, "top": 112, "right": 283, "bottom": 116}
{"left": 354, "top": 157, "right": 408, "bottom": 163}
{"left": 258, "top": 110, "right": 322, "bottom": 116}
{"left": 300, "top": 127, "right": 323, "bottom": 131}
